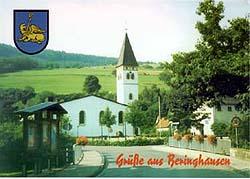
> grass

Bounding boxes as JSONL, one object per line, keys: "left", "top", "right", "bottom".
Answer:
{"left": 0, "top": 66, "right": 167, "bottom": 94}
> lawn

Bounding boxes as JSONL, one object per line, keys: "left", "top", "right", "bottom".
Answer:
{"left": 0, "top": 66, "right": 167, "bottom": 94}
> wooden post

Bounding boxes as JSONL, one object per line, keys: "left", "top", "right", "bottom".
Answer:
{"left": 48, "top": 158, "right": 51, "bottom": 171}
{"left": 22, "top": 164, "right": 27, "bottom": 177}
{"left": 22, "top": 115, "right": 28, "bottom": 176}
{"left": 34, "top": 160, "right": 38, "bottom": 175}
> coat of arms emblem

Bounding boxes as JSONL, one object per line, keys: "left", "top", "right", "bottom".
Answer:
{"left": 14, "top": 10, "right": 49, "bottom": 55}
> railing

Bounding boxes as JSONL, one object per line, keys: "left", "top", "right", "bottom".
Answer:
{"left": 168, "top": 137, "right": 231, "bottom": 156}
{"left": 72, "top": 144, "right": 84, "bottom": 164}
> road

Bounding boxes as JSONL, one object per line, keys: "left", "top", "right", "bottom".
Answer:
{"left": 85, "top": 145, "right": 246, "bottom": 177}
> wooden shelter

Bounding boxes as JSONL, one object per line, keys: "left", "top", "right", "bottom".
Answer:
{"left": 16, "top": 102, "right": 67, "bottom": 176}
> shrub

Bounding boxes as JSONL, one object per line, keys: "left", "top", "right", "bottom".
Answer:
{"left": 183, "top": 134, "right": 193, "bottom": 142}
{"left": 156, "top": 130, "right": 171, "bottom": 138}
{"left": 87, "top": 137, "right": 165, "bottom": 146}
{"left": 211, "top": 122, "right": 229, "bottom": 137}
{"left": 0, "top": 122, "right": 23, "bottom": 171}
{"left": 207, "top": 135, "right": 217, "bottom": 145}
{"left": 173, "top": 133, "right": 182, "bottom": 141}
{"left": 194, "top": 135, "right": 204, "bottom": 143}
{"left": 76, "top": 136, "right": 88, "bottom": 145}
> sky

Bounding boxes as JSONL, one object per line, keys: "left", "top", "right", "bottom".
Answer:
{"left": 0, "top": 0, "right": 249, "bottom": 62}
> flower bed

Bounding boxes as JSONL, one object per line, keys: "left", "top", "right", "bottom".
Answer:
{"left": 168, "top": 136, "right": 231, "bottom": 155}
{"left": 76, "top": 136, "right": 88, "bottom": 145}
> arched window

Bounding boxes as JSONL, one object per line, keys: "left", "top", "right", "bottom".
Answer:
{"left": 131, "top": 73, "right": 135, "bottom": 79}
{"left": 126, "top": 73, "right": 130, "bottom": 79}
{"left": 79, "top": 111, "right": 85, "bottom": 125}
{"left": 118, "top": 111, "right": 123, "bottom": 124}
{"left": 99, "top": 111, "right": 104, "bottom": 125}
{"left": 129, "top": 93, "right": 133, "bottom": 100}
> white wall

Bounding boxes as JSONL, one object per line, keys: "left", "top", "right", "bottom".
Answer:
{"left": 116, "top": 66, "right": 138, "bottom": 105}
{"left": 61, "top": 95, "right": 134, "bottom": 137}
{"left": 192, "top": 104, "right": 215, "bottom": 135}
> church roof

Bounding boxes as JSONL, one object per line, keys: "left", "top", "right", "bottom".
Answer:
{"left": 116, "top": 33, "right": 138, "bottom": 68}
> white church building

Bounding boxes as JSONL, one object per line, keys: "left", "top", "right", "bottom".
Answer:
{"left": 61, "top": 33, "right": 139, "bottom": 137}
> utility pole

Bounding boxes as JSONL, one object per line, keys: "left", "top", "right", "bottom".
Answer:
{"left": 158, "top": 94, "right": 161, "bottom": 138}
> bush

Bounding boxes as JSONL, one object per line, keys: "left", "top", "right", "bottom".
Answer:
{"left": 59, "top": 133, "right": 75, "bottom": 148}
{"left": 194, "top": 135, "right": 204, "bottom": 143}
{"left": 207, "top": 135, "right": 217, "bottom": 145}
{"left": 211, "top": 122, "right": 229, "bottom": 137}
{"left": 156, "top": 130, "right": 171, "bottom": 138}
{"left": 76, "top": 136, "right": 88, "bottom": 145}
{"left": 88, "top": 137, "right": 165, "bottom": 146}
{"left": 0, "top": 122, "right": 23, "bottom": 171}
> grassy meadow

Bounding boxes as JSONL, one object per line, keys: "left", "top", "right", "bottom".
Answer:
{"left": 0, "top": 66, "right": 167, "bottom": 94}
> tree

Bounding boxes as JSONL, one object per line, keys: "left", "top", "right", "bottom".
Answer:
{"left": 211, "top": 122, "right": 229, "bottom": 137}
{"left": 100, "top": 107, "right": 116, "bottom": 138}
{"left": 159, "top": 0, "right": 249, "bottom": 133}
{"left": 124, "top": 85, "right": 170, "bottom": 134}
{"left": 83, "top": 75, "right": 101, "bottom": 94}
{"left": 124, "top": 100, "right": 146, "bottom": 133}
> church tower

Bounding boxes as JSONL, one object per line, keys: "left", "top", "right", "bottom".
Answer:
{"left": 116, "top": 33, "right": 139, "bottom": 105}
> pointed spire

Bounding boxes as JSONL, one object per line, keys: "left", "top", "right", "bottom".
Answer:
{"left": 116, "top": 33, "right": 138, "bottom": 68}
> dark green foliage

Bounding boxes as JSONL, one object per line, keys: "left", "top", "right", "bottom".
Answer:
{"left": 125, "top": 85, "right": 169, "bottom": 133}
{"left": 0, "top": 122, "right": 23, "bottom": 171}
{"left": 159, "top": 0, "right": 249, "bottom": 134}
{"left": 97, "top": 91, "right": 116, "bottom": 101}
{"left": 0, "top": 43, "right": 117, "bottom": 71}
{"left": 83, "top": 75, "right": 101, "bottom": 94}
{"left": 100, "top": 107, "right": 116, "bottom": 129}
{"left": 0, "top": 87, "right": 35, "bottom": 122}
{"left": 0, "top": 57, "right": 39, "bottom": 73}
{"left": 228, "top": 115, "right": 250, "bottom": 149}
{"left": 211, "top": 122, "right": 229, "bottom": 137}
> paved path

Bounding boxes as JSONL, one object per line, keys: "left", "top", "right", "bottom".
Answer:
{"left": 152, "top": 145, "right": 250, "bottom": 172}
{"left": 84, "top": 145, "right": 248, "bottom": 177}
{"left": 52, "top": 150, "right": 104, "bottom": 177}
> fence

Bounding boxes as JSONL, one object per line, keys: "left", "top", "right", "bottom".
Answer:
{"left": 73, "top": 145, "right": 84, "bottom": 164}
{"left": 168, "top": 137, "right": 231, "bottom": 156}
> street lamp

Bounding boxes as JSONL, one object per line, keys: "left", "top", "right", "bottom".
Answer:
{"left": 77, "top": 125, "right": 80, "bottom": 137}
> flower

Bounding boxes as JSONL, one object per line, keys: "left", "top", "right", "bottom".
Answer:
{"left": 173, "top": 133, "right": 182, "bottom": 141}
{"left": 183, "top": 134, "right": 193, "bottom": 142}
{"left": 76, "top": 136, "right": 88, "bottom": 145}
{"left": 207, "top": 135, "right": 217, "bottom": 145}
{"left": 194, "top": 135, "right": 204, "bottom": 143}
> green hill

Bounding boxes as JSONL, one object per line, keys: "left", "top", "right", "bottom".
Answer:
{"left": 0, "top": 43, "right": 117, "bottom": 72}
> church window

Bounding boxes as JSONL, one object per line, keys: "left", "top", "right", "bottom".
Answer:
{"left": 129, "top": 93, "right": 133, "bottom": 100}
{"left": 79, "top": 111, "right": 85, "bottom": 125}
{"left": 118, "top": 111, "right": 123, "bottom": 124}
{"left": 228, "top": 106, "right": 232, "bottom": 111}
{"left": 99, "top": 111, "right": 104, "bottom": 125}
{"left": 126, "top": 73, "right": 130, "bottom": 79}
{"left": 131, "top": 73, "right": 135, "bottom": 79}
